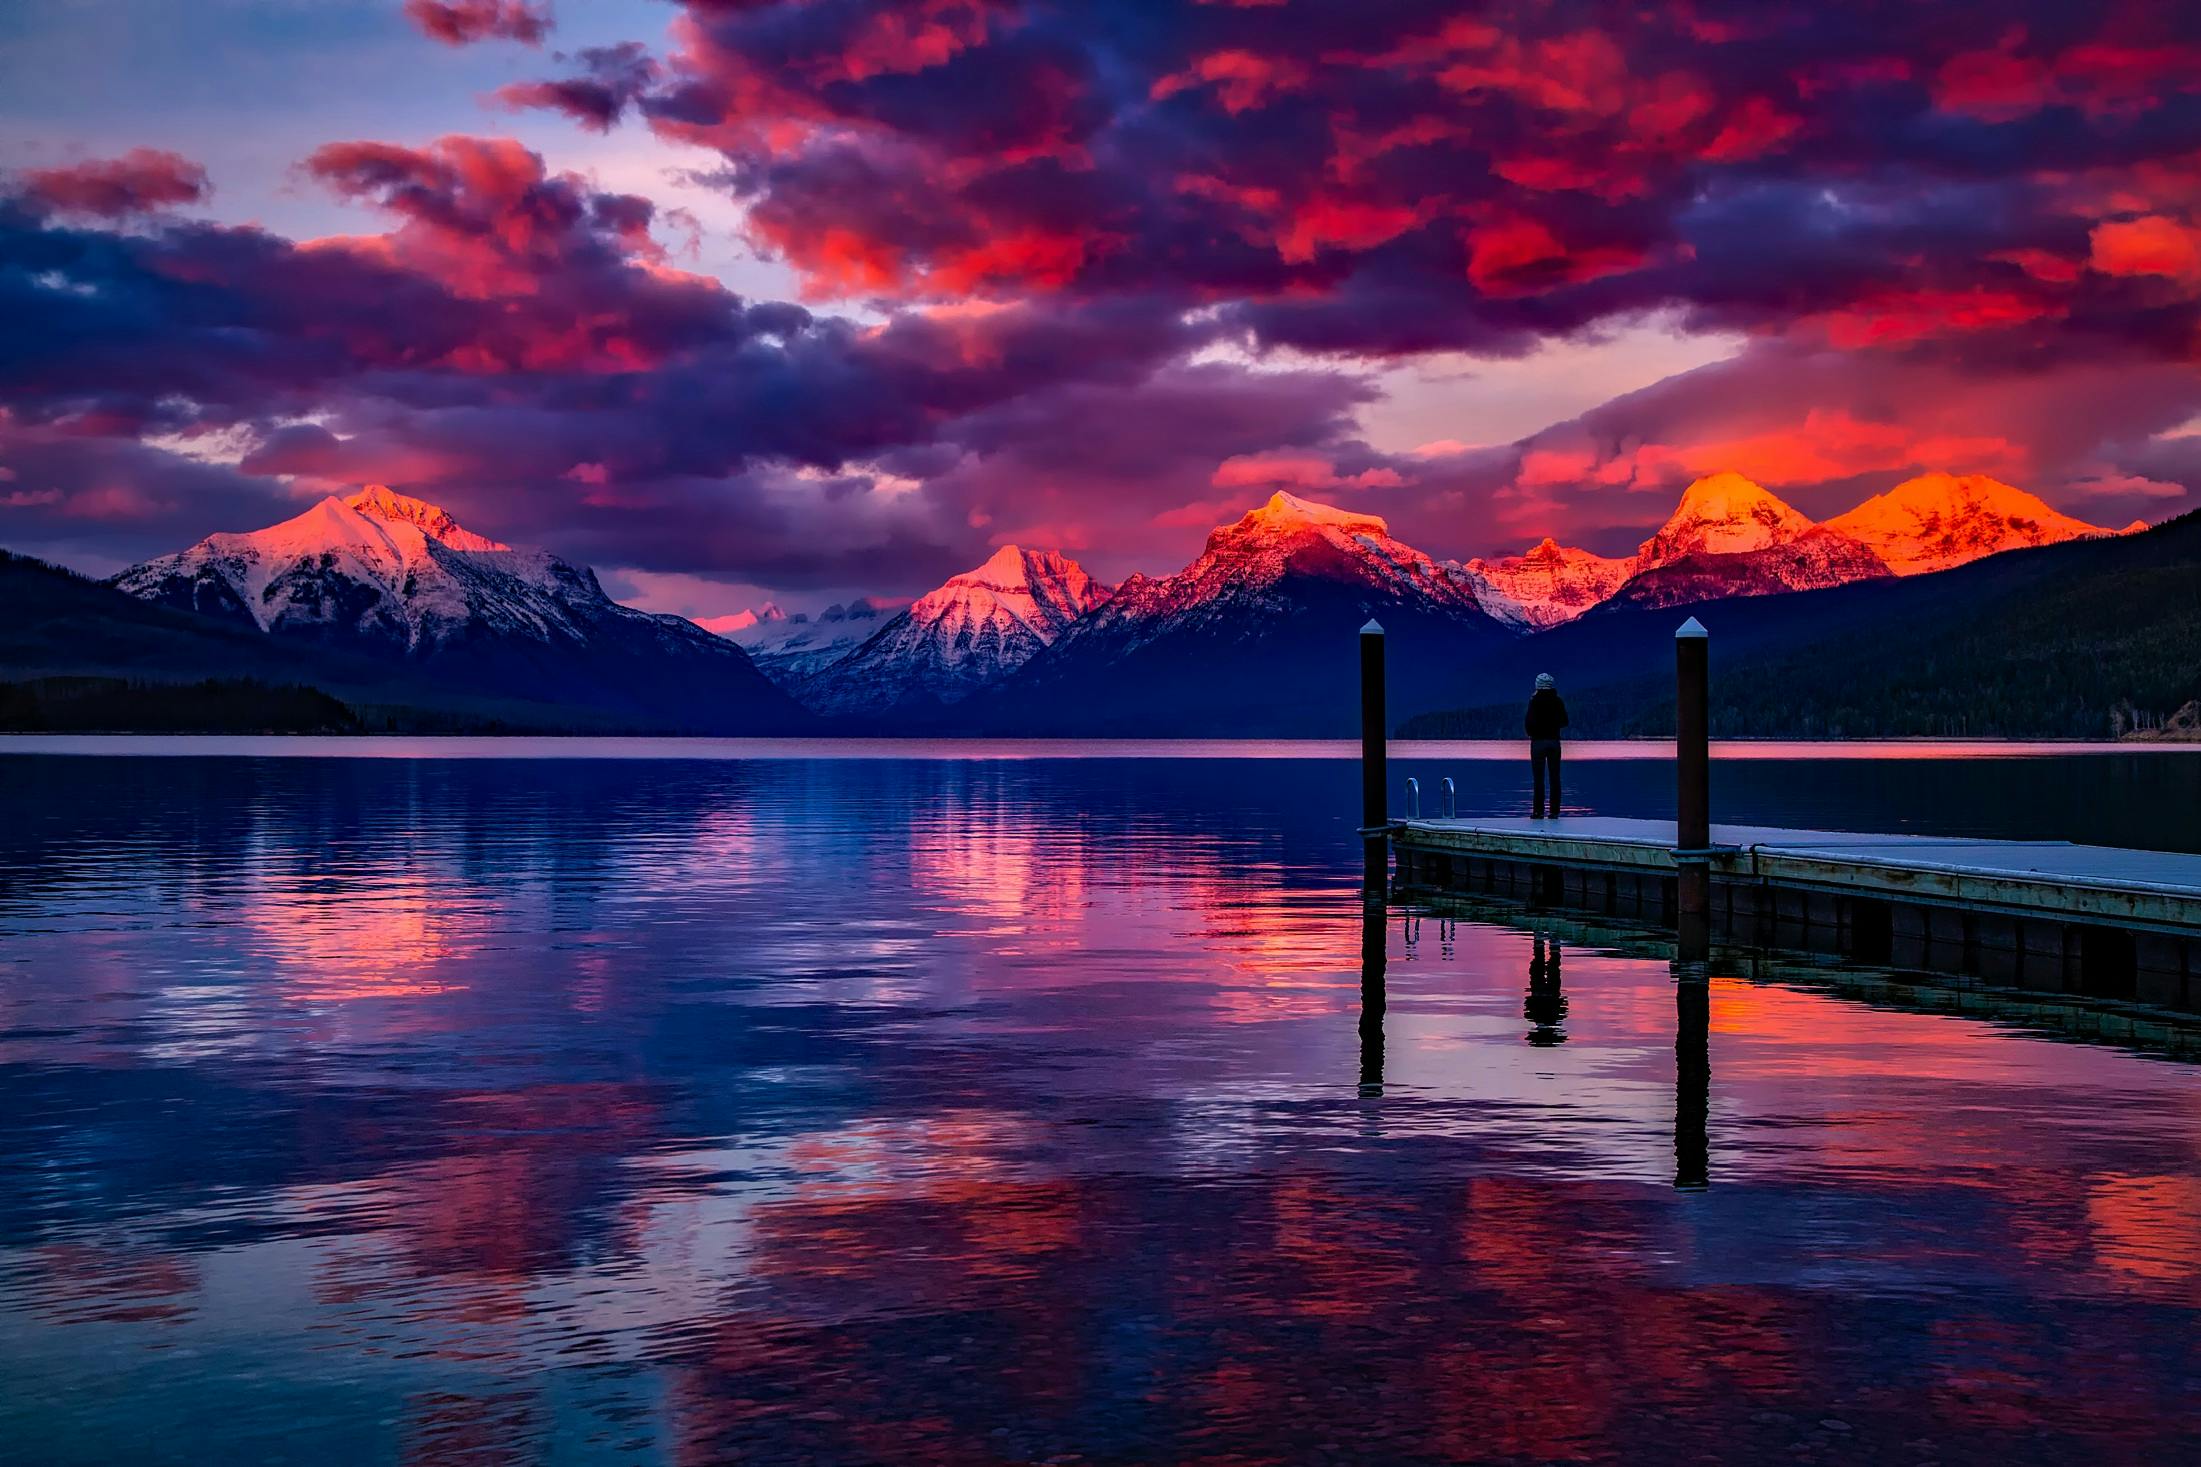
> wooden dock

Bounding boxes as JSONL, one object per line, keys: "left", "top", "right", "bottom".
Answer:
{"left": 1391, "top": 816, "right": 2201, "bottom": 1010}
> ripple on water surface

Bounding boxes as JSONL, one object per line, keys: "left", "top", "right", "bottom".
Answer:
{"left": 0, "top": 750, "right": 2196, "bottom": 1465}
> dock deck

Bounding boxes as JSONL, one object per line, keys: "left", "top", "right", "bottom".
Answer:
{"left": 1390, "top": 816, "right": 2201, "bottom": 1007}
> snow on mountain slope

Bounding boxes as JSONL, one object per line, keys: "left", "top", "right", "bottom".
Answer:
{"left": 1466, "top": 538, "right": 1635, "bottom": 629}
{"left": 1464, "top": 470, "right": 2145, "bottom": 624}
{"left": 345, "top": 483, "right": 510, "bottom": 553}
{"left": 975, "top": 493, "right": 1514, "bottom": 736}
{"left": 1824, "top": 472, "right": 2126, "bottom": 576}
{"left": 800, "top": 546, "right": 1111, "bottom": 714}
{"left": 718, "top": 599, "right": 897, "bottom": 689}
{"left": 1631, "top": 471, "right": 1824, "bottom": 566}
{"left": 1078, "top": 492, "right": 1497, "bottom": 648}
{"left": 1608, "top": 526, "right": 1895, "bottom": 609}
{"left": 111, "top": 485, "right": 804, "bottom": 731}
{"left": 1601, "top": 473, "right": 1893, "bottom": 608}
{"left": 113, "top": 487, "right": 570, "bottom": 647}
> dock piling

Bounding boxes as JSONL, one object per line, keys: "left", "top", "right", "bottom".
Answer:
{"left": 1675, "top": 617, "right": 1712, "bottom": 955}
{"left": 1360, "top": 620, "right": 1388, "bottom": 890}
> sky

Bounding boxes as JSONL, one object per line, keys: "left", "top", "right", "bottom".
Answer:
{"left": 3, "top": 0, "right": 2199, "bottom": 619}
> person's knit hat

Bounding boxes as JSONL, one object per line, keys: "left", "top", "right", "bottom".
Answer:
{"left": 1534, "top": 672, "right": 1556, "bottom": 690}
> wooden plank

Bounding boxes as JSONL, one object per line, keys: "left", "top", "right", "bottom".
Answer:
{"left": 1393, "top": 816, "right": 2201, "bottom": 932}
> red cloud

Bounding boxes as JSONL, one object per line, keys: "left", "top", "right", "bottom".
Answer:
{"left": 2090, "top": 215, "right": 2201, "bottom": 283}
{"left": 1811, "top": 286, "right": 2064, "bottom": 349}
{"left": 306, "top": 136, "right": 653, "bottom": 292}
{"left": 1934, "top": 35, "right": 2052, "bottom": 121}
{"left": 1701, "top": 97, "right": 1802, "bottom": 162}
{"left": 1210, "top": 453, "right": 1401, "bottom": 492}
{"left": 1152, "top": 48, "right": 1309, "bottom": 114}
{"left": 1935, "top": 29, "right": 2201, "bottom": 121}
{"left": 1465, "top": 215, "right": 1645, "bottom": 298}
{"left": 292, "top": 135, "right": 735, "bottom": 371}
{"left": 1278, "top": 198, "right": 1422, "bottom": 264}
{"left": 404, "top": 0, "right": 549, "bottom": 47}
{"left": 801, "top": 0, "right": 1002, "bottom": 85}
{"left": 490, "top": 0, "right": 2201, "bottom": 375}
{"left": 20, "top": 150, "right": 210, "bottom": 218}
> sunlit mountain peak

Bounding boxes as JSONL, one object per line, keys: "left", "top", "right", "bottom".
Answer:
{"left": 1826, "top": 471, "right": 2124, "bottom": 576}
{"left": 1637, "top": 473, "right": 1819, "bottom": 566}
{"left": 1240, "top": 491, "right": 1389, "bottom": 535}
{"left": 343, "top": 484, "right": 508, "bottom": 553}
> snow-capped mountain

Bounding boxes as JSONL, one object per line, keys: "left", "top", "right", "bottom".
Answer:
{"left": 1824, "top": 472, "right": 2125, "bottom": 576}
{"left": 1467, "top": 470, "right": 2142, "bottom": 625}
{"left": 1461, "top": 474, "right": 1892, "bottom": 623}
{"left": 976, "top": 492, "right": 1513, "bottom": 735}
{"left": 1629, "top": 471, "right": 1823, "bottom": 565}
{"left": 112, "top": 486, "right": 805, "bottom": 732}
{"left": 1609, "top": 474, "right": 1894, "bottom": 608}
{"left": 715, "top": 598, "right": 896, "bottom": 689}
{"left": 801, "top": 546, "right": 1111, "bottom": 715}
{"left": 1084, "top": 492, "right": 1496, "bottom": 643}
{"left": 1466, "top": 538, "right": 1634, "bottom": 629}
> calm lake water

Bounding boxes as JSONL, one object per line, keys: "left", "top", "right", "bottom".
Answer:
{"left": 2, "top": 741, "right": 2197, "bottom": 1465}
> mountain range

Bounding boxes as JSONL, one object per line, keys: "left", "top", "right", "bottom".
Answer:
{"left": 0, "top": 469, "right": 2173, "bottom": 737}
{"left": 1398, "top": 502, "right": 2200, "bottom": 741}
{"left": 97, "top": 486, "right": 807, "bottom": 733}
{"left": 709, "top": 598, "right": 897, "bottom": 686}
{"left": 778, "top": 546, "right": 1113, "bottom": 717}
{"left": 719, "top": 471, "right": 2136, "bottom": 730}
{"left": 1464, "top": 469, "right": 2137, "bottom": 625}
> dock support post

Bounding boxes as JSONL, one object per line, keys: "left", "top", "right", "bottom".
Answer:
{"left": 1674, "top": 617, "right": 1712, "bottom": 958}
{"left": 1360, "top": 620, "right": 1388, "bottom": 892}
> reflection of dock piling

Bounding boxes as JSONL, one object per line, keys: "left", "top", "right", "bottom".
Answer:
{"left": 1359, "top": 898, "right": 1386, "bottom": 1096}
{"left": 1673, "top": 961, "right": 1710, "bottom": 1191}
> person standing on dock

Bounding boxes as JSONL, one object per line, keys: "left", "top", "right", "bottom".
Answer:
{"left": 1525, "top": 673, "right": 1569, "bottom": 818}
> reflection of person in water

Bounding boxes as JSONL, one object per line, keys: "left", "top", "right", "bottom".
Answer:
{"left": 1525, "top": 931, "right": 1567, "bottom": 1046}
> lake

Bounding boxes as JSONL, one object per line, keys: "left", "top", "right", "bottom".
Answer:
{"left": 2, "top": 741, "right": 2197, "bottom": 1465}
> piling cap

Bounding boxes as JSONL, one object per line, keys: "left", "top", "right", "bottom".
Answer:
{"left": 1360, "top": 619, "right": 1385, "bottom": 635}
{"left": 1675, "top": 616, "right": 1708, "bottom": 640}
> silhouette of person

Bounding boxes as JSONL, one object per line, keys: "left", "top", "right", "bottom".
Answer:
{"left": 1525, "top": 673, "right": 1569, "bottom": 818}
{"left": 1525, "top": 930, "right": 1567, "bottom": 1045}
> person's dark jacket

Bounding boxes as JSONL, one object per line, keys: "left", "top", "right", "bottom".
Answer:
{"left": 1524, "top": 689, "right": 1569, "bottom": 740}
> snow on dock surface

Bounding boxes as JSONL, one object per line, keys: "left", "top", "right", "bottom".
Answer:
{"left": 1395, "top": 817, "right": 2201, "bottom": 926}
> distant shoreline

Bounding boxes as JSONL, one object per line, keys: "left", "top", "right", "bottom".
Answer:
{"left": 4, "top": 734, "right": 2198, "bottom": 760}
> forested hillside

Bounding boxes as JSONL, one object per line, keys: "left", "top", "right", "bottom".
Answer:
{"left": 1402, "top": 510, "right": 2201, "bottom": 740}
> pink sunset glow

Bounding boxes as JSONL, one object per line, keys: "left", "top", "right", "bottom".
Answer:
{"left": 1, "top": 0, "right": 2197, "bottom": 621}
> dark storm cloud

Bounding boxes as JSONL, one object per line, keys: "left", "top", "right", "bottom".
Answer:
{"left": 562, "top": 0, "right": 2201, "bottom": 362}
{"left": 0, "top": 137, "right": 1317, "bottom": 586}
{"left": 8, "top": 2, "right": 2201, "bottom": 595}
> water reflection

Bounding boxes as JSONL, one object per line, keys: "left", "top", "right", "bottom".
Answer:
{"left": 1674, "top": 969, "right": 1711, "bottom": 1193}
{"left": 0, "top": 753, "right": 2197, "bottom": 1465}
{"left": 1526, "top": 931, "right": 1568, "bottom": 1046}
{"left": 1358, "top": 895, "right": 1385, "bottom": 1097}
